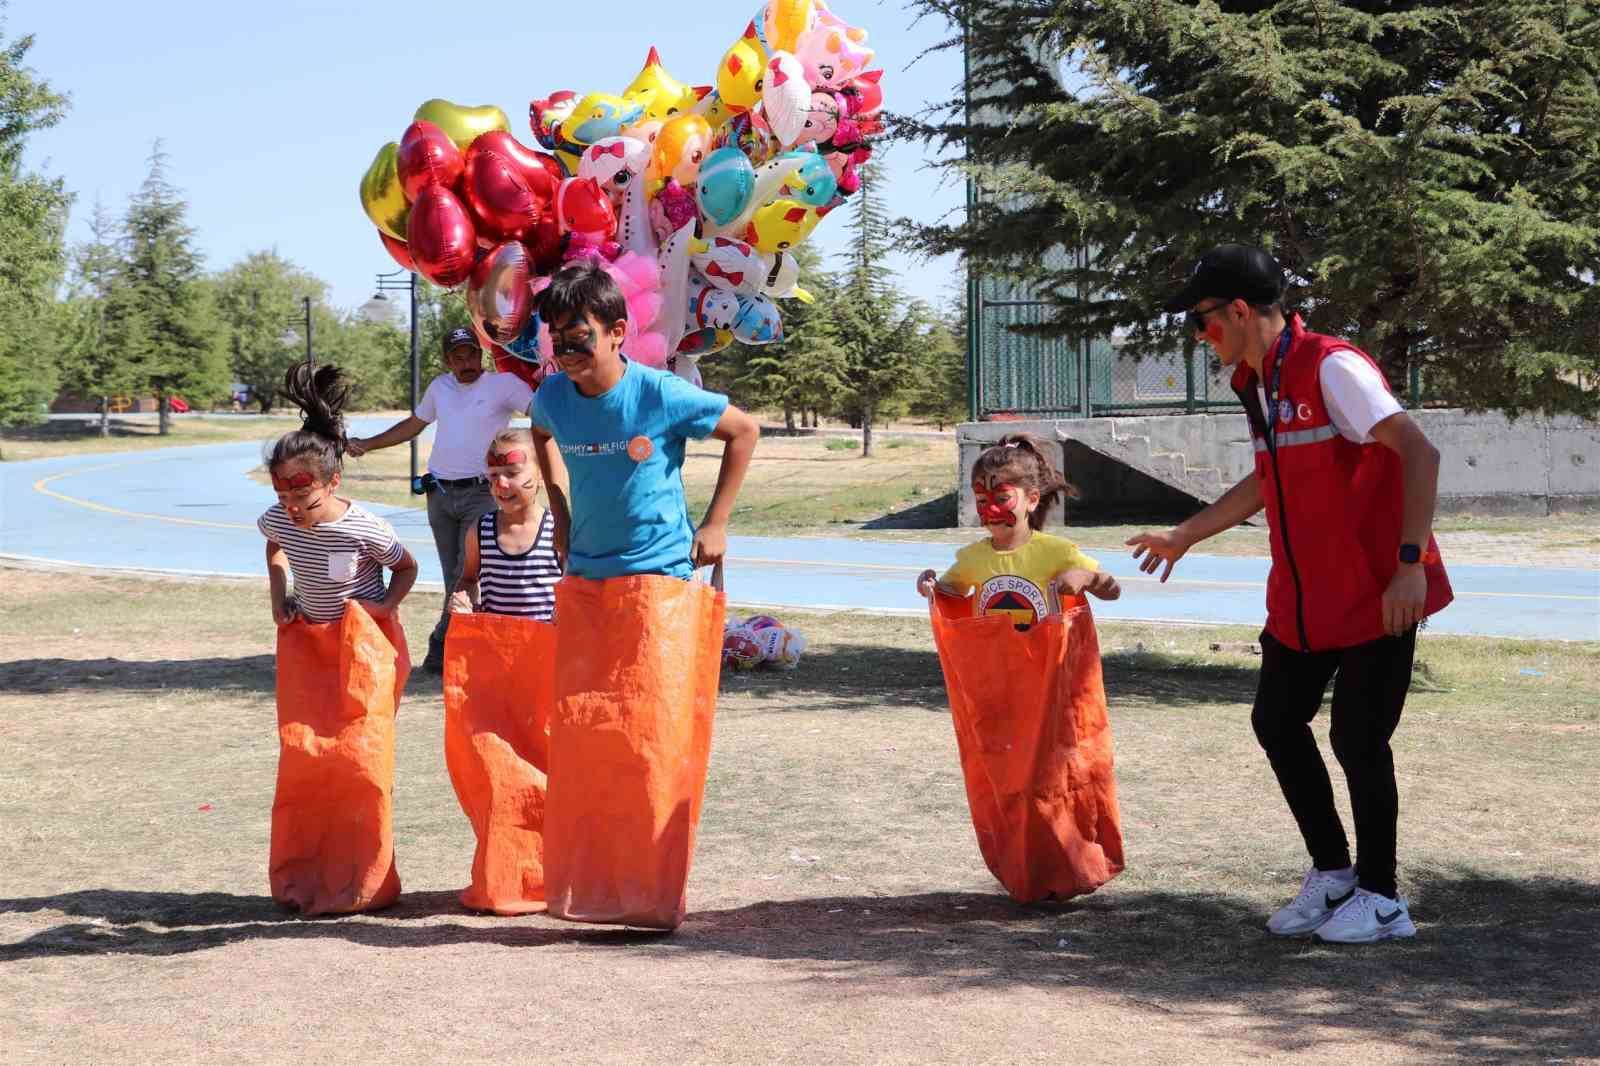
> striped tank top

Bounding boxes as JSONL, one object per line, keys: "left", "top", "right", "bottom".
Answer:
{"left": 476, "top": 509, "right": 561, "bottom": 619}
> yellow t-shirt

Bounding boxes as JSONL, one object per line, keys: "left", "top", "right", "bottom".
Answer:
{"left": 940, "top": 532, "right": 1099, "bottom": 629}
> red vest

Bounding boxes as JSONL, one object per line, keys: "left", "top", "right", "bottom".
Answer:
{"left": 1230, "top": 316, "right": 1453, "bottom": 651}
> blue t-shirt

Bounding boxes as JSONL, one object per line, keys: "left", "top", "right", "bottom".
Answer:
{"left": 530, "top": 359, "right": 729, "bottom": 579}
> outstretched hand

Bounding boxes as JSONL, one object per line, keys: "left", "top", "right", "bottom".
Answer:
{"left": 1126, "top": 529, "right": 1191, "bottom": 583}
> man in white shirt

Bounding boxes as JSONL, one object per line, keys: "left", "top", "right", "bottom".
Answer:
{"left": 348, "top": 327, "right": 534, "bottom": 672}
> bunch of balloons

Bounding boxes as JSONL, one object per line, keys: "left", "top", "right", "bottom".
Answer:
{"left": 358, "top": 0, "right": 883, "bottom": 388}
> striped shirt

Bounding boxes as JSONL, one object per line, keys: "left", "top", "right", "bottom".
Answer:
{"left": 476, "top": 510, "right": 561, "bottom": 620}
{"left": 258, "top": 502, "right": 406, "bottom": 622}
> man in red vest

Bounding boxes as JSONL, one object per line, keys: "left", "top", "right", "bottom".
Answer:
{"left": 1128, "top": 244, "right": 1453, "bottom": 944}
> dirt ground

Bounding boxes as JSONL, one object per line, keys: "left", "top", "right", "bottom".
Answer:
{"left": 1, "top": 569, "right": 1596, "bottom": 1064}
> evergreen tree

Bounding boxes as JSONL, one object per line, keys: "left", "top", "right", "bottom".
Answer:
{"left": 0, "top": 13, "right": 70, "bottom": 434}
{"left": 905, "top": 0, "right": 1600, "bottom": 414}
{"left": 114, "top": 142, "right": 227, "bottom": 432}
{"left": 213, "top": 250, "right": 329, "bottom": 412}
{"left": 62, "top": 200, "right": 136, "bottom": 434}
{"left": 834, "top": 164, "right": 923, "bottom": 455}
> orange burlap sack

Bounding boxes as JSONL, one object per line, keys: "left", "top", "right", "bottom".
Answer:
{"left": 544, "top": 574, "right": 725, "bottom": 930}
{"left": 929, "top": 590, "right": 1124, "bottom": 902}
{"left": 443, "top": 611, "right": 555, "bottom": 915}
{"left": 270, "top": 604, "right": 410, "bottom": 915}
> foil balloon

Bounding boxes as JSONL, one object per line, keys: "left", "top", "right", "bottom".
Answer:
{"left": 764, "top": 0, "right": 816, "bottom": 54}
{"left": 527, "top": 214, "right": 564, "bottom": 274}
{"left": 692, "top": 236, "right": 765, "bottom": 294}
{"left": 772, "top": 149, "right": 837, "bottom": 204}
{"left": 474, "top": 130, "right": 564, "bottom": 191}
{"left": 378, "top": 230, "right": 416, "bottom": 272}
{"left": 617, "top": 155, "right": 657, "bottom": 258}
{"left": 688, "top": 277, "right": 741, "bottom": 330}
{"left": 555, "top": 177, "right": 619, "bottom": 260}
{"left": 654, "top": 222, "right": 698, "bottom": 353}
{"left": 562, "top": 93, "right": 645, "bottom": 150}
{"left": 407, "top": 185, "right": 478, "bottom": 288}
{"left": 577, "top": 136, "right": 651, "bottom": 212}
{"left": 762, "top": 52, "right": 812, "bottom": 147}
{"left": 461, "top": 132, "right": 560, "bottom": 241}
{"left": 467, "top": 241, "right": 536, "bottom": 345}
{"left": 717, "top": 22, "right": 767, "bottom": 113}
{"left": 359, "top": 142, "right": 410, "bottom": 241}
{"left": 692, "top": 91, "right": 739, "bottom": 130}
{"left": 743, "top": 197, "right": 831, "bottom": 252}
{"left": 671, "top": 351, "right": 707, "bottom": 387}
{"left": 651, "top": 180, "right": 698, "bottom": 245}
{"left": 622, "top": 47, "right": 705, "bottom": 123}
{"left": 414, "top": 99, "right": 512, "bottom": 152}
{"left": 791, "top": 93, "right": 840, "bottom": 148}
{"left": 696, "top": 147, "right": 756, "bottom": 226}
{"left": 396, "top": 121, "right": 463, "bottom": 202}
{"left": 760, "top": 249, "right": 813, "bottom": 302}
{"left": 647, "top": 113, "right": 711, "bottom": 191}
{"left": 731, "top": 292, "right": 783, "bottom": 343}
{"left": 529, "top": 90, "right": 578, "bottom": 155}
{"left": 795, "top": 0, "right": 874, "bottom": 87}
{"left": 675, "top": 328, "right": 733, "bottom": 359}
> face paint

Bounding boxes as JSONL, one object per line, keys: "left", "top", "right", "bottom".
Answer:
{"left": 270, "top": 471, "right": 315, "bottom": 492}
{"left": 974, "top": 482, "right": 1022, "bottom": 527}
{"left": 487, "top": 449, "right": 527, "bottom": 466}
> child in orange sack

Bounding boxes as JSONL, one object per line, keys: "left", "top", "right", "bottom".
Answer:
{"left": 916, "top": 433, "right": 1120, "bottom": 625}
{"left": 448, "top": 428, "right": 563, "bottom": 621}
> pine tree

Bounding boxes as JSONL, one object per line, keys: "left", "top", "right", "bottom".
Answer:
{"left": 62, "top": 200, "right": 134, "bottom": 435}
{"left": 905, "top": 0, "right": 1600, "bottom": 415}
{"left": 834, "top": 164, "right": 922, "bottom": 456}
{"left": 0, "top": 14, "right": 70, "bottom": 435}
{"left": 115, "top": 142, "right": 227, "bottom": 432}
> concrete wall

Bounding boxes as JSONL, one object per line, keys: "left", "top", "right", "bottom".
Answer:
{"left": 956, "top": 410, "right": 1600, "bottom": 525}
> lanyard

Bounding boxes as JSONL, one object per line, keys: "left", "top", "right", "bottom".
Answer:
{"left": 1262, "top": 326, "right": 1294, "bottom": 451}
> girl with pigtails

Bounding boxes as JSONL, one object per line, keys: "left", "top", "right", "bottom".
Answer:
{"left": 258, "top": 363, "right": 419, "bottom": 916}
{"left": 916, "top": 434, "right": 1120, "bottom": 625}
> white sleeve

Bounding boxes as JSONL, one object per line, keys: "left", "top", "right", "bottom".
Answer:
{"left": 414, "top": 377, "right": 440, "bottom": 423}
{"left": 1320, "top": 351, "right": 1402, "bottom": 444}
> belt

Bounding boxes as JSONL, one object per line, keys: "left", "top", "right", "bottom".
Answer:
{"left": 433, "top": 475, "right": 487, "bottom": 488}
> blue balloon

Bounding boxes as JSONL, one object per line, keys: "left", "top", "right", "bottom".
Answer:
{"left": 777, "top": 151, "right": 838, "bottom": 207}
{"left": 731, "top": 294, "right": 783, "bottom": 345}
{"left": 697, "top": 147, "right": 757, "bottom": 226}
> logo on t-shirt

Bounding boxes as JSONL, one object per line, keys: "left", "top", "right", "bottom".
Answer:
{"left": 979, "top": 574, "right": 1049, "bottom": 630}
{"left": 560, "top": 439, "right": 633, "bottom": 457}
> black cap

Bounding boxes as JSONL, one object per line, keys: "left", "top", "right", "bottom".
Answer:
{"left": 1164, "top": 244, "right": 1284, "bottom": 312}
{"left": 442, "top": 326, "right": 479, "bottom": 353}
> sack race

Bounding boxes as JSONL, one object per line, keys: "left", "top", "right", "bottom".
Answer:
{"left": 543, "top": 573, "right": 725, "bottom": 930}
{"left": 443, "top": 611, "right": 556, "bottom": 915}
{"left": 270, "top": 604, "right": 410, "bottom": 915}
{"left": 929, "top": 589, "right": 1124, "bottom": 902}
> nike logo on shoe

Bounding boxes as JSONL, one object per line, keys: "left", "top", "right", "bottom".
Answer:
{"left": 1324, "top": 887, "right": 1356, "bottom": 910}
{"left": 1376, "top": 907, "right": 1405, "bottom": 925}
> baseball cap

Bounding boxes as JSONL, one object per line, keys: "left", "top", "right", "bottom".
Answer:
{"left": 442, "top": 326, "right": 479, "bottom": 353}
{"left": 1164, "top": 244, "right": 1284, "bottom": 312}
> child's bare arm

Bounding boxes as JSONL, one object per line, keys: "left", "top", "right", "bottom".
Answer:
{"left": 1054, "top": 568, "right": 1121, "bottom": 601}
{"left": 370, "top": 548, "right": 418, "bottom": 616}
{"left": 265, "top": 540, "right": 295, "bottom": 624}
{"left": 693, "top": 404, "right": 759, "bottom": 567}
{"left": 531, "top": 424, "right": 570, "bottom": 560}
{"left": 450, "top": 532, "right": 481, "bottom": 613}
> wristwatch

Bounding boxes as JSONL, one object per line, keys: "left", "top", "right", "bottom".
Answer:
{"left": 1398, "top": 543, "right": 1439, "bottom": 565}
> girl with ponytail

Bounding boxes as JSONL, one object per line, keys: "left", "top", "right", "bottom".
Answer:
{"left": 259, "top": 363, "right": 418, "bottom": 625}
{"left": 916, "top": 433, "right": 1119, "bottom": 628}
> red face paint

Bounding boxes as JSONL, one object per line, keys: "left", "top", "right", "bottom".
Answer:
{"left": 487, "top": 450, "right": 527, "bottom": 467}
{"left": 270, "top": 471, "right": 315, "bottom": 492}
{"left": 975, "top": 483, "right": 1021, "bottom": 527}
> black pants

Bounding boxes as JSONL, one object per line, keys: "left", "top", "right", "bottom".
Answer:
{"left": 1251, "top": 627, "right": 1416, "bottom": 899}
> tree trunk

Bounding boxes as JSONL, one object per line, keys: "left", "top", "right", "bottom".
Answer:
{"left": 783, "top": 399, "right": 795, "bottom": 432}
{"left": 158, "top": 395, "right": 171, "bottom": 436}
{"left": 98, "top": 399, "right": 110, "bottom": 438}
{"left": 258, "top": 393, "right": 273, "bottom": 415}
{"left": 861, "top": 400, "right": 874, "bottom": 458}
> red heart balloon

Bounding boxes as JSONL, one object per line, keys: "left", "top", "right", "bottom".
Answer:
{"left": 492, "top": 349, "right": 543, "bottom": 389}
{"left": 473, "top": 130, "right": 562, "bottom": 199}
{"left": 466, "top": 241, "right": 535, "bottom": 344}
{"left": 526, "top": 214, "right": 564, "bottom": 274}
{"left": 396, "top": 120, "right": 464, "bottom": 202}
{"left": 462, "top": 131, "right": 562, "bottom": 241}
{"left": 378, "top": 230, "right": 416, "bottom": 272}
{"left": 407, "top": 185, "right": 477, "bottom": 288}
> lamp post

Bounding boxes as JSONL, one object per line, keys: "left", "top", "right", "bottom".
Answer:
{"left": 373, "top": 268, "right": 421, "bottom": 492}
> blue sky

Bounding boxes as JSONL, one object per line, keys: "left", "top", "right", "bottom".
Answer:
{"left": 18, "top": 0, "right": 966, "bottom": 314}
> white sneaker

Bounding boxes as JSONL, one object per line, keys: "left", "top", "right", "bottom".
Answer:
{"left": 1266, "top": 867, "right": 1358, "bottom": 936}
{"left": 1314, "top": 888, "right": 1416, "bottom": 944}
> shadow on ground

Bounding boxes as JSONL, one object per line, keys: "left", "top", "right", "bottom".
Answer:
{"left": 3, "top": 871, "right": 1594, "bottom": 1059}
{"left": 0, "top": 655, "right": 278, "bottom": 695}
{"left": 860, "top": 492, "right": 958, "bottom": 530}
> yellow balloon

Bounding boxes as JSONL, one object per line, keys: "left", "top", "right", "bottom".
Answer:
{"left": 413, "top": 98, "right": 511, "bottom": 152}
{"left": 359, "top": 142, "right": 410, "bottom": 240}
{"left": 717, "top": 23, "right": 766, "bottom": 112}
{"left": 743, "top": 198, "right": 824, "bottom": 252}
{"left": 621, "top": 47, "right": 702, "bottom": 122}
{"left": 766, "top": 0, "right": 815, "bottom": 53}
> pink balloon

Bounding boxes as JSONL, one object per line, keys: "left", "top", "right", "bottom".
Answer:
{"left": 396, "top": 121, "right": 463, "bottom": 202}
{"left": 466, "top": 241, "right": 536, "bottom": 345}
{"left": 407, "top": 185, "right": 477, "bottom": 288}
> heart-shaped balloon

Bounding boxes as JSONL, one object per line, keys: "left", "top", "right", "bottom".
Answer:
{"left": 359, "top": 142, "right": 410, "bottom": 240}
{"left": 462, "top": 132, "right": 561, "bottom": 240}
{"left": 467, "top": 241, "right": 536, "bottom": 345}
{"left": 396, "top": 120, "right": 464, "bottom": 202}
{"left": 378, "top": 231, "right": 416, "bottom": 272}
{"left": 407, "top": 185, "right": 478, "bottom": 288}
{"left": 414, "top": 98, "right": 511, "bottom": 152}
{"left": 526, "top": 214, "right": 564, "bottom": 274}
{"left": 471, "top": 130, "right": 564, "bottom": 192}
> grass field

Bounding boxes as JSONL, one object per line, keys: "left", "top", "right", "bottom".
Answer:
{"left": 1, "top": 568, "right": 1595, "bottom": 1064}
{"left": 0, "top": 415, "right": 305, "bottom": 462}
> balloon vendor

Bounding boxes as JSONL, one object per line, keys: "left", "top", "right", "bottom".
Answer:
{"left": 916, "top": 434, "right": 1121, "bottom": 620}
{"left": 448, "top": 427, "right": 564, "bottom": 621}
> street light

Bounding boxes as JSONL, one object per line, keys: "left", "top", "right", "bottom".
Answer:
{"left": 373, "top": 267, "right": 421, "bottom": 493}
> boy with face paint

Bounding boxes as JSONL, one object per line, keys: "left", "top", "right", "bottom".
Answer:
{"left": 449, "top": 428, "right": 563, "bottom": 621}
{"left": 915, "top": 435, "right": 1120, "bottom": 629}
{"left": 527, "top": 260, "right": 759, "bottom": 579}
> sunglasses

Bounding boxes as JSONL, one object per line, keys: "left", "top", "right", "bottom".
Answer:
{"left": 270, "top": 471, "right": 316, "bottom": 492}
{"left": 1186, "top": 300, "right": 1232, "bottom": 336}
{"left": 487, "top": 450, "right": 527, "bottom": 466}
